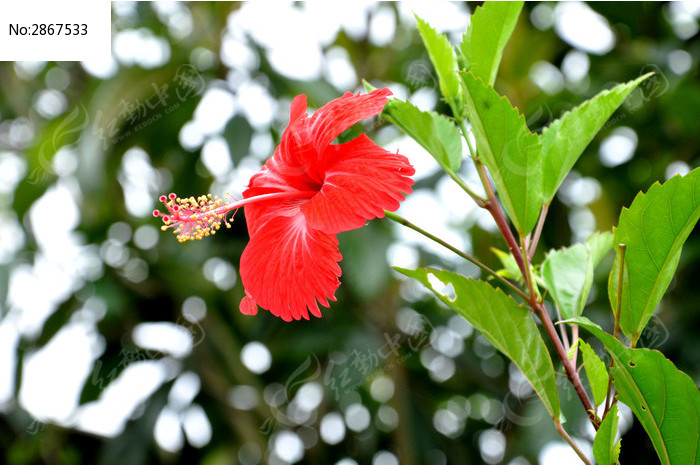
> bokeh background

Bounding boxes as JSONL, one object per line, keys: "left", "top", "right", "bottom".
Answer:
{"left": 0, "top": 2, "right": 698, "bottom": 464}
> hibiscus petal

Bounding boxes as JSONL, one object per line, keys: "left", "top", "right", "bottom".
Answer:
{"left": 308, "top": 88, "right": 393, "bottom": 149}
{"left": 260, "top": 96, "right": 322, "bottom": 185}
{"left": 256, "top": 89, "right": 393, "bottom": 190}
{"left": 288, "top": 94, "right": 307, "bottom": 124}
{"left": 244, "top": 148, "right": 321, "bottom": 216}
{"left": 242, "top": 196, "right": 295, "bottom": 239}
{"left": 239, "top": 212, "right": 342, "bottom": 321}
{"left": 301, "top": 134, "right": 415, "bottom": 234}
{"left": 239, "top": 293, "right": 259, "bottom": 316}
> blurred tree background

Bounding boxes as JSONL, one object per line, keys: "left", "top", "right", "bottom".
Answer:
{"left": 0, "top": 2, "right": 698, "bottom": 464}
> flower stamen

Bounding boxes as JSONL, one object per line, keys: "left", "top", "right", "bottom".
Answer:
{"left": 153, "top": 192, "right": 237, "bottom": 242}
{"left": 153, "top": 190, "right": 318, "bottom": 243}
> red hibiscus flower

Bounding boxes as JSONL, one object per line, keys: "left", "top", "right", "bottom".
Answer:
{"left": 154, "top": 89, "right": 414, "bottom": 321}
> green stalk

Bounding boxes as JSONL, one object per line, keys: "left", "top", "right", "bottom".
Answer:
{"left": 383, "top": 211, "right": 529, "bottom": 302}
{"left": 615, "top": 244, "right": 626, "bottom": 341}
{"left": 604, "top": 244, "right": 627, "bottom": 417}
{"left": 444, "top": 167, "right": 487, "bottom": 207}
{"left": 555, "top": 421, "right": 594, "bottom": 465}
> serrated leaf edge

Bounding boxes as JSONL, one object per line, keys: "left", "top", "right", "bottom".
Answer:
{"left": 540, "top": 73, "right": 652, "bottom": 203}
{"left": 383, "top": 98, "right": 462, "bottom": 171}
{"left": 397, "top": 266, "right": 560, "bottom": 417}
{"left": 612, "top": 170, "right": 700, "bottom": 339}
{"left": 461, "top": 71, "right": 542, "bottom": 234}
{"left": 415, "top": 15, "right": 461, "bottom": 104}
{"left": 460, "top": 1, "right": 523, "bottom": 85}
{"left": 572, "top": 317, "right": 700, "bottom": 465}
{"left": 541, "top": 74, "right": 650, "bottom": 135}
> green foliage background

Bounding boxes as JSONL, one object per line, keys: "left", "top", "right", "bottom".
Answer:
{"left": 0, "top": 2, "right": 697, "bottom": 464}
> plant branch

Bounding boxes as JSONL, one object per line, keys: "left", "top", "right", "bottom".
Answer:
{"left": 555, "top": 421, "right": 594, "bottom": 465}
{"left": 553, "top": 301, "right": 571, "bottom": 353}
{"left": 459, "top": 120, "right": 530, "bottom": 284}
{"left": 440, "top": 120, "right": 488, "bottom": 206}
{"left": 476, "top": 162, "right": 531, "bottom": 280}
{"left": 457, "top": 115, "right": 599, "bottom": 430}
{"left": 473, "top": 161, "right": 599, "bottom": 428}
{"left": 571, "top": 324, "right": 579, "bottom": 367}
{"left": 535, "top": 301, "right": 600, "bottom": 428}
{"left": 614, "top": 244, "right": 626, "bottom": 341}
{"left": 383, "top": 211, "right": 529, "bottom": 301}
{"left": 605, "top": 244, "right": 627, "bottom": 416}
{"left": 459, "top": 120, "right": 478, "bottom": 160}
{"left": 520, "top": 236, "right": 540, "bottom": 304}
{"left": 445, "top": 167, "right": 487, "bottom": 207}
{"left": 528, "top": 203, "right": 549, "bottom": 261}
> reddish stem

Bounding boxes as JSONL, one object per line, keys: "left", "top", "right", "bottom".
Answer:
{"left": 473, "top": 161, "right": 599, "bottom": 429}
{"left": 534, "top": 300, "right": 599, "bottom": 428}
{"left": 474, "top": 162, "right": 530, "bottom": 280}
{"left": 528, "top": 203, "right": 549, "bottom": 261}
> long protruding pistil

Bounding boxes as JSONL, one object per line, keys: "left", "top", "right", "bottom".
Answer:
{"left": 153, "top": 190, "right": 317, "bottom": 242}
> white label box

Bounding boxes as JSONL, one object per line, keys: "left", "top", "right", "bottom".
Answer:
{"left": 0, "top": 0, "right": 110, "bottom": 61}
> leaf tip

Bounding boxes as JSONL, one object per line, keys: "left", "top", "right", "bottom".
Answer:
{"left": 362, "top": 79, "right": 378, "bottom": 93}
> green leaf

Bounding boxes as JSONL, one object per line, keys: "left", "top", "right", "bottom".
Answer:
{"left": 593, "top": 403, "right": 621, "bottom": 465}
{"left": 460, "top": 1, "right": 523, "bottom": 86}
{"left": 568, "top": 338, "right": 580, "bottom": 361}
{"left": 570, "top": 317, "right": 700, "bottom": 465}
{"left": 461, "top": 72, "right": 543, "bottom": 235}
{"left": 381, "top": 98, "right": 462, "bottom": 172}
{"left": 415, "top": 15, "right": 462, "bottom": 113}
{"left": 578, "top": 339, "right": 609, "bottom": 407}
{"left": 492, "top": 247, "right": 545, "bottom": 289}
{"left": 540, "top": 74, "right": 652, "bottom": 205}
{"left": 542, "top": 243, "right": 590, "bottom": 319}
{"left": 396, "top": 267, "right": 560, "bottom": 418}
{"left": 609, "top": 168, "right": 700, "bottom": 344}
{"left": 586, "top": 230, "right": 614, "bottom": 267}
{"left": 613, "top": 437, "right": 622, "bottom": 464}
{"left": 491, "top": 247, "right": 523, "bottom": 282}
{"left": 541, "top": 231, "right": 612, "bottom": 320}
